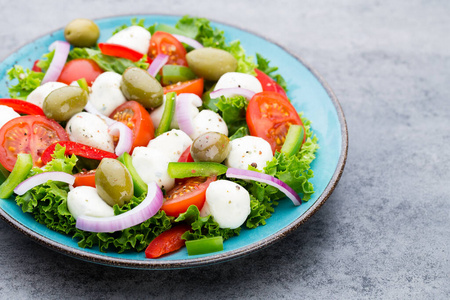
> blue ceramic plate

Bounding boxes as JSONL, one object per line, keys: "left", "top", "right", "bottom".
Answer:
{"left": 0, "top": 15, "right": 347, "bottom": 269}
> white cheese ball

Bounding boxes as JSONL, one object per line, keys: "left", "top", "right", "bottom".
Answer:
{"left": 66, "top": 112, "right": 114, "bottom": 152}
{"left": 214, "top": 72, "right": 263, "bottom": 94}
{"left": 89, "top": 72, "right": 127, "bottom": 116}
{"left": 191, "top": 109, "right": 228, "bottom": 140}
{"left": 200, "top": 180, "right": 251, "bottom": 229}
{"left": 147, "top": 129, "right": 192, "bottom": 162}
{"left": 0, "top": 105, "right": 20, "bottom": 129}
{"left": 26, "top": 82, "right": 67, "bottom": 108}
{"left": 131, "top": 147, "right": 174, "bottom": 191}
{"left": 67, "top": 186, "right": 115, "bottom": 220}
{"left": 106, "top": 26, "right": 151, "bottom": 55}
{"left": 225, "top": 136, "right": 273, "bottom": 171}
{"left": 150, "top": 94, "right": 200, "bottom": 129}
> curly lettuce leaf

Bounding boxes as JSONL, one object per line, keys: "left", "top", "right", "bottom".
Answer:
{"left": 7, "top": 66, "right": 44, "bottom": 100}
{"left": 111, "top": 18, "right": 147, "bottom": 35}
{"left": 215, "top": 95, "right": 249, "bottom": 135}
{"left": 43, "top": 144, "right": 78, "bottom": 174}
{"left": 36, "top": 50, "right": 55, "bottom": 72}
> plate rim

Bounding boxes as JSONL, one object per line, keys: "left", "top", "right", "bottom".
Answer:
{"left": 0, "top": 14, "right": 348, "bottom": 270}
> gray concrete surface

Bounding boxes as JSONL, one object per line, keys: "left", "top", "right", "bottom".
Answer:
{"left": 0, "top": 0, "right": 449, "bottom": 299}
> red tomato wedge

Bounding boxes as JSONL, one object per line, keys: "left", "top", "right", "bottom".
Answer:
{"left": 246, "top": 91, "right": 305, "bottom": 153}
{"left": 161, "top": 176, "right": 216, "bottom": 217}
{"left": 57, "top": 58, "right": 103, "bottom": 86}
{"left": 148, "top": 31, "right": 188, "bottom": 66}
{"left": 145, "top": 224, "right": 191, "bottom": 258}
{"left": 32, "top": 60, "right": 42, "bottom": 72}
{"left": 0, "top": 99, "right": 45, "bottom": 115}
{"left": 41, "top": 141, "right": 117, "bottom": 165}
{"left": 109, "top": 101, "right": 154, "bottom": 152}
{"left": 0, "top": 116, "right": 69, "bottom": 171}
{"left": 163, "top": 78, "right": 204, "bottom": 98}
{"left": 254, "top": 69, "right": 288, "bottom": 98}
{"left": 73, "top": 170, "right": 96, "bottom": 187}
{"left": 98, "top": 43, "right": 144, "bottom": 62}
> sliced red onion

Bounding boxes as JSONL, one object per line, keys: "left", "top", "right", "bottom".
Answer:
{"left": 175, "top": 93, "right": 202, "bottom": 136}
{"left": 226, "top": 168, "right": 302, "bottom": 206}
{"left": 76, "top": 182, "right": 163, "bottom": 232}
{"left": 41, "top": 41, "right": 70, "bottom": 85}
{"left": 148, "top": 54, "right": 169, "bottom": 77}
{"left": 84, "top": 101, "right": 116, "bottom": 126}
{"left": 172, "top": 34, "right": 204, "bottom": 49}
{"left": 108, "top": 122, "right": 133, "bottom": 156}
{"left": 14, "top": 172, "right": 75, "bottom": 195}
{"left": 210, "top": 88, "right": 255, "bottom": 100}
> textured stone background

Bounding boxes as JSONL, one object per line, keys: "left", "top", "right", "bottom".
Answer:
{"left": 0, "top": 0, "right": 449, "bottom": 299}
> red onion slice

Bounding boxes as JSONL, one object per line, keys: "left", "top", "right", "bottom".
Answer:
{"left": 14, "top": 172, "right": 75, "bottom": 195}
{"left": 209, "top": 88, "right": 256, "bottom": 100}
{"left": 226, "top": 168, "right": 302, "bottom": 206}
{"left": 175, "top": 93, "right": 202, "bottom": 136}
{"left": 41, "top": 41, "right": 71, "bottom": 85}
{"left": 172, "top": 34, "right": 204, "bottom": 49}
{"left": 108, "top": 122, "right": 133, "bottom": 156}
{"left": 76, "top": 182, "right": 163, "bottom": 232}
{"left": 84, "top": 101, "right": 116, "bottom": 126}
{"left": 148, "top": 54, "right": 169, "bottom": 77}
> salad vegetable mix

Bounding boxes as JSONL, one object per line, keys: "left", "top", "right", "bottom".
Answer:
{"left": 0, "top": 16, "right": 319, "bottom": 257}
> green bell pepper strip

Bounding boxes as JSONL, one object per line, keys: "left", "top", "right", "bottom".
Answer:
{"left": 76, "top": 78, "right": 89, "bottom": 93}
{"left": 117, "top": 152, "right": 147, "bottom": 197}
{"left": 0, "top": 153, "right": 32, "bottom": 199}
{"left": 162, "top": 65, "right": 197, "bottom": 86}
{"left": 155, "top": 92, "right": 176, "bottom": 137}
{"left": 168, "top": 162, "right": 228, "bottom": 178}
{"left": 185, "top": 236, "right": 224, "bottom": 255}
{"left": 280, "top": 124, "right": 304, "bottom": 156}
{"left": 0, "top": 163, "right": 10, "bottom": 185}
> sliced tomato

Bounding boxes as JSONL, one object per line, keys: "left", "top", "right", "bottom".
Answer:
{"left": 98, "top": 43, "right": 144, "bottom": 62}
{"left": 246, "top": 91, "right": 305, "bottom": 153}
{"left": 32, "top": 60, "right": 42, "bottom": 72}
{"left": 145, "top": 224, "right": 191, "bottom": 258}
{"left": 254, "top": 69, "right": 288, "bottom": 98}
{"left": 161, "top": 176, "right": 216, "bottom": 217}
{"left": 109, "top": 101, "right": 154, "bottom": 152}
{"left": 163, "top": 78, "right": 204, "bottom": 98}
{"left": 0, "top": 116, "right": 69, "bottom": 171}
{"left": 57, "top": 58, "right": 103, "bottom": 86}
{"left": 73, "top": 170, "right": 96, "bottom": 187}
{"left": 0, "top": 99, "right": 45, "bottom": 115}
{"left": 178, "top": 146, "right": 194, "bottom": 163}
{"left": 41, "top": 141, "right": 117, "bottom": 165}
{"left": 148, "top": 31, "right": 188, "bottom": 66}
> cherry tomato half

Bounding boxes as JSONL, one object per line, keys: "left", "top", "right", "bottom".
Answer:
{"left": 163, "top": 78, "right": 204, "bottom": 98}
{"left": 161, "top": 176, "right": 216, "bottom": 217}
{"left": 73, "top": 170, "right": 96, "bottom": 187}
{"left": 145, "top": 224, "right": 191, "bottom": 258}
{"left": 57, "top": 58, "right": 103, "bottom": 86}
{"left": 0, "top": 116, "right": 69, "bottom": 171}
{"left": 32, "top": 60, "right": 42, "bottom": 73}
{"left": 148, "top": 31, "right": 188, "bottom": 66}
{"left": 109, "top": 101, "right": 154, "bottom": 153}
{"left": 254, "top": 69, "right": 288, "bottom": 98}
{"left": 246, "top": 91, "right": 305, "bottom": 153}
{"left": 178, "top": 145, "right": 194, "bottom": 163}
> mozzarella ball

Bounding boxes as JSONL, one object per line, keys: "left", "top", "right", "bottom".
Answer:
{"left": 67, "top": 186, "right": 115, "bottom": 220}
{"left": 214, "top": 72, "right": 263, "bottom": 94}
{"left": 225, "top": 136, "right": 273, "bottom": 171}
{"left": 0, "top": 105, "right": 20, "bottom": 129}
{"left": 89, "top": 72, "right": 127, "bottom": 116}
{"left": 66, "top": 112, "right": 114, "bottom": 152}
{"left": 131, "top": 147, "right": 174, "bottom": 191}
{"left": 106, "top": 26, "right": 151, "bottom": 55}
{"left": 150, "top": 94, "right": 200, "bottom": 129}
{"left": 26, "top": 82, "right": 67, "bottom": 108}
{"left": 147, "top": 129, "right": 192, "bottom": 162}
{"left": 200, "top": 180, "right": 251, "bottom": 229}
{"left": 191, "top": 109, "right": 228, "bottom": 140}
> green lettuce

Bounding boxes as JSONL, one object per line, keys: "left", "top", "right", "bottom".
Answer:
{"left": 7, "top": 65, "right": 44, "bottom": 99}
{"left": 36, "top": 50, "right": 55, "bottom": 72}
{"left": 256, "top": 53, "right": 288, "bottom": 91}
{"left": 215, "top": 95, "right": 249, "bottom": 135}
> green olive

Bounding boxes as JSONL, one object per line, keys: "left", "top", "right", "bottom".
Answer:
{"left": 186, "top": 47, "right": 238, "bottom": 81}
{"left": 43, "top": 86, "right": 88, "bottom": 122}
{"left": 120, "top": 67, "right": 164, "bottom": 109}
{"left": 95, "top": 158, "right": 134, "bottom": 207}
{"left": 191, "top": 132, "right": 231, "bottom": 163}
{"left": 64, "top": 19, "right": 100, "bottom": 47}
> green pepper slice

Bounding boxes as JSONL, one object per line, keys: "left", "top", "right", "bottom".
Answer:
{"left": 185, "top": 236, "right": 224, "bottom": 255}
{"left": 155, "top": 92, "right": 176, "bottom": 136}
{"left": 76, "top": 78, "right": 89, "bottom": 93}
{"left": 0, "top": 153, "right": 32, "bottom": 199}
{"left": 162, "top": 65, "right": 196, "bottom": 86}
{"left": 280, "top": 124, "right": 304, "bottom": 156}
{"left": 117, "top": 152, "right": 147, "bottom": 197}
{"left": 0, "top": 163, "right": 10, "bottom": 185}
{"left": 168, "top": 162, "right": 228, "bottom": 179}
